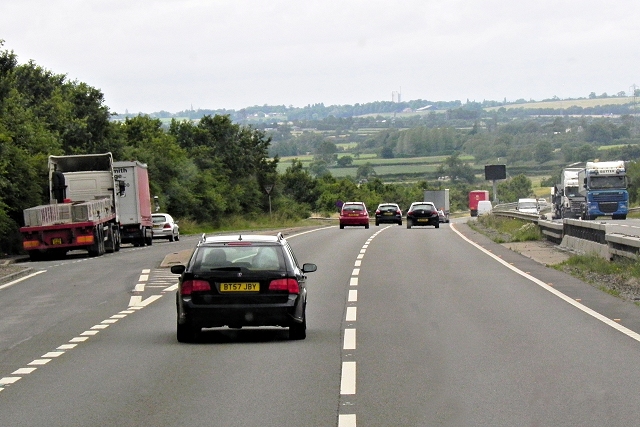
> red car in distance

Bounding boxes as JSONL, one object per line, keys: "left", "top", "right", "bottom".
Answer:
{"left": 339, "top": 202, "right": 370, "bottom": 229}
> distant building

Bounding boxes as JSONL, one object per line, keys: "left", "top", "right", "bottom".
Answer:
{"left": 392, "top": 91, "right": 401, "bottom": 103}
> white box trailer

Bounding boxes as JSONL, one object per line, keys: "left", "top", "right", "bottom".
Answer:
{"left": 113, "top": 161, "right": 153, "bottom": 246}
{"left": 423, "top": 189, "right": 450, "bottom": 222}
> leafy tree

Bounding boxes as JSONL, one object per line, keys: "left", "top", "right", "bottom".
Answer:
{"left": 336, "top": 155, "right": 353, "bottom": 167}
{"left": 437, "top": 153, "right": 475, "bottom": 184}
{"left": 315, "top": 140, "right": 337, "bottom": 165}
{"left": 497, "top": 174, "right": 533, "bottom": 202}
{"left": 356, "top": 163, "right": 376, "bottom": 180}
{"left": 280, "top": 159, "right": 319, "bottom": 207}
{"left": 534, "top": 140, "right": 553, "bottom": 163}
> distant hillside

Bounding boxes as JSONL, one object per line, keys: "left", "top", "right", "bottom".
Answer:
{"left": 485, "top": 97, "right": 635, "bottom": 111}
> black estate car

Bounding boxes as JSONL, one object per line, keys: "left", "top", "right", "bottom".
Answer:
{"left": 374, "top": 203, "right": 402, "bottom": 226}
{"left": 171, "top": 232, "right": 317, "bottom": 342}
{"left": 406, "top": 202, "right": 440, "bottom": 229}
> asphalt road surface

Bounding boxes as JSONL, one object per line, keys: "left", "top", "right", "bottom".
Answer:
{"left": 2, "top": 223, "right": 640, "bottom": 426}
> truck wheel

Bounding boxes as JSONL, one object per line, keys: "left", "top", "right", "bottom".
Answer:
{"left": 105, "top": 226, "right": 115, "bottom": 253}
{"left": 114, "top": 228, "right": 121, "bottom": 252}
{"left": 88, "top": 227, "right": 105, "bottom": 256}
{"left": 28, "top": 251, "right": 44, "bottom": 262}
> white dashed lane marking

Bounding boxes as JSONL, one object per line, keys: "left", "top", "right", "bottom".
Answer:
{"left": 339, "top": 226, "right": 391, "bottom": 426}
{"left": 0, "top": 268, "right": 172, "bottom": 393}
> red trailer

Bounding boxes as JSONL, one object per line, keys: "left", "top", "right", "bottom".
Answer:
{"left": 469, "top": 190, "right": 490, "bottom": 217}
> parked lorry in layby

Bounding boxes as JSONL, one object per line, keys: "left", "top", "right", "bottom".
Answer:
{"left": 469, "top": 190, "right": 489, "bottom": 217}
{"left": 20, "top": 153, "right": 153, "bottom": 260}
{"left": 424, "top": 189, "right": 450, "bottom": 222}
{"left": 551, "top": 167, "right": 584, "bottom": 219}
{"left": 577, "top": 160, "right": 628, "bottom": 220}
{"left": 113, "top": 161, "right": 153, "bottom": 247}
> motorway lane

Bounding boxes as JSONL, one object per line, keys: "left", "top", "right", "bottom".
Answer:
{"left": 350, "top": 222, "right": 640, "bottom": 426}
{"left": 0, "top": 227, "right": 377, "bottom": 426}
{"left": 3, "top": 225, "right": 640, "bottom": 426}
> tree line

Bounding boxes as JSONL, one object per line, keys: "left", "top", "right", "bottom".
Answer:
{"left": 3, "top": 42, "right": 640, "bottom": 256}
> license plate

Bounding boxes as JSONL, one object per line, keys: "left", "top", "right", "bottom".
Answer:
{"left": 219, "top": 282, "right": 260, "bottom": 292}
{"left": 383, "top": 212, "right": 393, "bottom": 216}
{"left": 417, "top": 218, "right": 429, "bottom": 222}
{"left": 349, "top": 213, "right": 359, "bottom": 216}
{"left": 52, "top": 238, "right": 62, "bottom": 245}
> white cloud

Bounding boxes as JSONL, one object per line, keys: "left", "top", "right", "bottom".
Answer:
{"left": 2, "top": 0, "right": 639, "bottom": 113}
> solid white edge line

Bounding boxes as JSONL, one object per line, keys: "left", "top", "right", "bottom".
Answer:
{"left": 0, "top": 270, "right": 46, "bottom": 290}
{"left": 451, "top": 223, "right": 640, "bottom": 343}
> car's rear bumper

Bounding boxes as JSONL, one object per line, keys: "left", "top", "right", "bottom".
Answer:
{"left": 179, "top": 296, "right": 302, "bottom": 328}
{"left": 409, "top": 218, "right": 439, "bottom": 226}
{"left": 152, "top": 229, "right": 174, "bottom": 239}
{"left": 340, "top": 218, "right": 369, "bottom": 226}
{"left": 376, "top": 215, "right": 401, "bottom": 223}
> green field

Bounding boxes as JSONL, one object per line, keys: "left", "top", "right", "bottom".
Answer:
{"left": 276, "top": 154, "right": 475, "bottom": 174}
{"left": 485, "top": 97, "right": 633, "bottom": 111}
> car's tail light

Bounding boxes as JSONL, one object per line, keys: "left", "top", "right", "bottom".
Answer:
{"left": 163, "top": 223, "right": 172, "bottom": 229}
{"left": 269, "top": 278, "right": 299, "bottom": 294}
{"left": 375, "top": 210, "right": 381, "bottom": 215}
{"left": 181, "top": 279, "right": 211, "bottom": 295}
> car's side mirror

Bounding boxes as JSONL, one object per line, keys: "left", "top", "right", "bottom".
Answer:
{"left": 170, "top": 265, "right": 186, "bottom": 274}
{"left": 302, "top": 263, "right": 317, "bottom": 273}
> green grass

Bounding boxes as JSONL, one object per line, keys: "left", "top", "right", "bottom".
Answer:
{"left": 471, "top": 215, "right": 542, "bottom": 242}
{"left": 485, "top": 97, "right": 633, "bottom": 111}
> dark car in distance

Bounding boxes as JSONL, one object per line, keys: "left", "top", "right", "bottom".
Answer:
{"left": 170, "top": 233, "right": 317, "bottom": 342}
{"left": 339, "top": 202, "right": 370, "bottom": 229}
{"left": 406, "top": 202, "right": 440, "bottom": 229}
{"left": 375, "top": 203, "right": 402, "bottom": 226}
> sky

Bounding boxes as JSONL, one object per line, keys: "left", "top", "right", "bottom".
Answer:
{"left": 2, "top": 0, "right": 640, "bottom": 115}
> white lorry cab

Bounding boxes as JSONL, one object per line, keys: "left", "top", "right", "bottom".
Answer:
{"left": 517, "top": 198, "right": 540, "bottom": 214}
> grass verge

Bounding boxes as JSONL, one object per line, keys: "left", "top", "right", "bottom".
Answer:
{"left": 468, "top": 214, "right": 542, "bottom": 243}
{"left": 469, "top": 214, "right": 640, "bottom": 302}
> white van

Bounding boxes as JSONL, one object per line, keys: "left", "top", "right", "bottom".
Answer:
{"left": 477, "top": 200, "right": 492, "bottom": 216}
{"left": 517, "top": 198, "right": 539, "bottom": 214}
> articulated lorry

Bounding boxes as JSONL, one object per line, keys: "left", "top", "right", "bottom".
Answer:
{"left": 424, "top": 189, "right": 450, "bottom": 222}
{"left": 20, "top": 153, "right": 153, "bottom": 260}
{"left": 113, "top": 161, "right": 153, "bottom": 247}
{"left": 468, "top": 190, "right": 489, "bottom": 217}
{"left": 551, "top": 167, "right": 584, "bottom": 219}
{"left": 577, "top": 160, "right": 628, "bottom": 220}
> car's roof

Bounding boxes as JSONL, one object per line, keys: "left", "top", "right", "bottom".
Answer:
{"left": 377, "top": 203, "right": 399, "bottom": 206}
{"left": 198, "top": 233, "right": 284, "bottom": 246}
{"left": 153, "top": 213, "right": 171, "bottom": 217}
{"left": 343, "top": 201, "right": 365, "bottom": 205}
